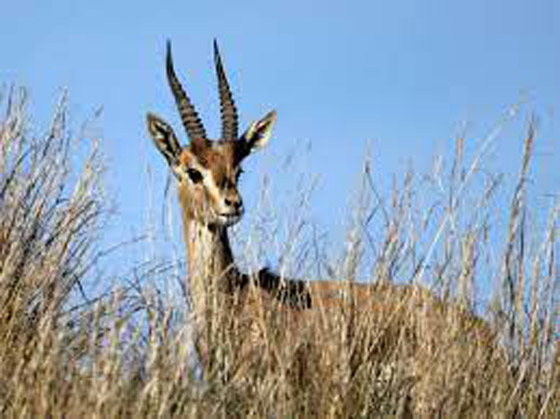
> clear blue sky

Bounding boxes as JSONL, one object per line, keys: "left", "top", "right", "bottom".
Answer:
{"left": 1, "top": 1, "right": 559, "bottom": 282}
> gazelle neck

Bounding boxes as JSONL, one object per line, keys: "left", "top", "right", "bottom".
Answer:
{"left": 183, "top": 218, "right": 235, "bottom": 284}
{"left": 179, "top": 199, "right": 239, "bottom": 320}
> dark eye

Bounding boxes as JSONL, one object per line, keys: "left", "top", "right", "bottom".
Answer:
{"left": 186, "top": 168, "right": 203, "bottom": 184}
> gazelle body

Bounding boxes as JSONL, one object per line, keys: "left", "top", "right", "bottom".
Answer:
{"left": 147, "top": 41, "right": 504, "bottom": 416}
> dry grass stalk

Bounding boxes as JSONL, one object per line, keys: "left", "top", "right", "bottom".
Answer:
{"left": 0, "top": 89, "right": 558, "bottom": 416}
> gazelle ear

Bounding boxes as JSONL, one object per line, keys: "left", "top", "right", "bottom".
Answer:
{"left": 146, "top": 113, "right": 181, "bottom": 166}
{"left": 240, "top": 110, "right": 276, "bottom": 155}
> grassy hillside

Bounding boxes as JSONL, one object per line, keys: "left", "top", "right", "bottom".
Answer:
{"left": 0, "top": 89, "right": 558, "bottom": 417}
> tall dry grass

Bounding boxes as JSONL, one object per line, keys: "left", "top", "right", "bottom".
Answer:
{"left": 0, "top": 88, "right": 558, "bottom": 417}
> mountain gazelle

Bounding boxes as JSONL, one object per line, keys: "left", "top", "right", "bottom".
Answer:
{"left": 147, "top": 41, "right": 505, "bottom": 415}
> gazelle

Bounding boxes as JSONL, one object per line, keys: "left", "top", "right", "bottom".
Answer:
{"left": 147, "top": 41, "right": 505, "bottom": 415}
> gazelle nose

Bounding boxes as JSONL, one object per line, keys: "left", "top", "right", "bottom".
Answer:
{"left": 225, "top": 197, "right": 243, "bottom": 212}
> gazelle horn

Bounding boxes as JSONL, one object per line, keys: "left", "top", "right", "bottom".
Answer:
{"left": 166, "top": 41, "right": 208, "bottom": 150}
{"left": 213, "top": 39, "right": 238, "bottom": 142}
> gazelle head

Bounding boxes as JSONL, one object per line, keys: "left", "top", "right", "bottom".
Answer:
{"left": 147, "top": 41, "right": 276, "bottom": 228}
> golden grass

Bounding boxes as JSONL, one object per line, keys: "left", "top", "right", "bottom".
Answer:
{"left": 0, "top": 88, "right": 559, "bottom": 417}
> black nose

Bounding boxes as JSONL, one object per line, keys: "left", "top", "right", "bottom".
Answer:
{"left": 225, "top": 197, "right": 243, "bottom": 211}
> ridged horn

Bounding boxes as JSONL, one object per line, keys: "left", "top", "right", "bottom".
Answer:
{"left": 166, "top": 41, "right": 208, "bottom": 149}
{"left": 213, "top": 39, "right": 238, "bottom": 142}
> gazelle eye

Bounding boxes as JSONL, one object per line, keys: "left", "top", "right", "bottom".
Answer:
{"left": 186, "top": 168, "right": 203, "bottom": 184}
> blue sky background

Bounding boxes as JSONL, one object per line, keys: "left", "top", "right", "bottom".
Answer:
{"left": 1, "top": 1, "right": 559, "bottom": 291}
